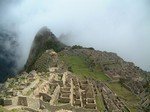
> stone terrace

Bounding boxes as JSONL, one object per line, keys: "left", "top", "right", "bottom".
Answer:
{"left": 0, "top": 68, "right": 100, "bottom": 112}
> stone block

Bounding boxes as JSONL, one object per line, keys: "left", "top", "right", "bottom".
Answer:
{"left": 4, "top": 99, "right": 12, "bottom": 106}
{"left": 18, "top": 96, "right": 28, "bottom": 106}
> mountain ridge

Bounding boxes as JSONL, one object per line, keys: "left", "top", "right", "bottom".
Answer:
{"left": 0, "top": 27, "right": 149, "bottom": 112}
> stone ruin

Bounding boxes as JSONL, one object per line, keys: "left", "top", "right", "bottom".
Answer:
{"left": 96, "top": 82, "right": 130, "bottom": 112}
{"left": 0, "top": 68, "right": 100, "bottom": 112}
{"left": 0, "top": 66, "right": 130, "bottom": 112}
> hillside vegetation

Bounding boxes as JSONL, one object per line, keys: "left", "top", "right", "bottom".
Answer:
{"left": 59, "top": 52, "right": 110, "bottom": 81}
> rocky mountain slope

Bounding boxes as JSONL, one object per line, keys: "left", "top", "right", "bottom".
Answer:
{"left": 25, "top": 26, "right": 65, "bottom": 72}
{"left": 0, "top": 27, "right": 149, "bottom": 112}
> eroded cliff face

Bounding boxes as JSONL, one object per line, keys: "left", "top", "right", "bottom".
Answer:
{"left": 25, "top": 26, "right": 65, "bottom": 72}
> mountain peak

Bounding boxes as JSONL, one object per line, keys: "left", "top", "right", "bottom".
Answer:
{"left": 36, "top": 26, "right": 52, "bottom": 37}
{"left": 25, "top": 27, "right": 65, "bottom": 72}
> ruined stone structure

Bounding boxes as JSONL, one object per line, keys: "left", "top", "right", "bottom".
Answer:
{"left": 0, "top": 67, "right": 130, "bottom": 112}
{"left": 62, "top": 48, "right": 149, "bottom": 104}
{"left": 0, "top": 50, "right": 134, "bottom": 112}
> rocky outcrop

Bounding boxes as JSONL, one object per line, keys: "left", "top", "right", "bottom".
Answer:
{"left": 25, "top": 27, "right": 65, "bottom": 72}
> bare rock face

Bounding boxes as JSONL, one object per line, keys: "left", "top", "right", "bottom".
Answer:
{"left": 25, "top": 26, "right": 65, "bottom": 72}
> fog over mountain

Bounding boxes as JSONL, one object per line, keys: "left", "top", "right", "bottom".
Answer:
{"left": 0, "top": 0, "right": 150, "bottom": 78}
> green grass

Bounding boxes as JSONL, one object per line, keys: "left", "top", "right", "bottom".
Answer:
{"left": 26, "top": 89, "right": 33, "bottom": 96}
{"left": 10, "top": 109, "right": 20, "bottom": 112}
{"left": 0, "top": 106, "right": 27, "bottom": 112}
{"left": 96, "top": 94, "right": 105, "bottom": 111}
{"left": 59, "top": 54, "right": 110, "bottom": 81}
{"left": 106, "top": 82, "right": 140, "bottom": 112}
{"left": 0, "top": 107, "right": 27, "bottom": 112}
{"left": 0, "top": 106, "right": 9, "bottom": 112}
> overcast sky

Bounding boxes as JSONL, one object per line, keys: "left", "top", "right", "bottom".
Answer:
{"left": 0, "top": 0, "right": 150, "bottom": 71}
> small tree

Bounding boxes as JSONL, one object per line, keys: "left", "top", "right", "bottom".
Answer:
{"left": 71, "top": 45, "right": 83, "bottom": 49}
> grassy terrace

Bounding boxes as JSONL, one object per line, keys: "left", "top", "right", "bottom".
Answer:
{"left": 59, "top": 53, "right": 107, "bottom": 111}
{"left": 106, "top": 82, "right": 140, "bottom": 112}
{"left": 96, "top": 93, "right": 105, "bottom": 111}
{"left": 59, "top": 53, "right": 110, "bottom": 81}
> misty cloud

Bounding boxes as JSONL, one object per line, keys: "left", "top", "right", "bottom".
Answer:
{"left": 0, "top": 27, "right": 19, "bottom": 82}
{"left": 0, "top": 0, "right": 150, "bottom": 71}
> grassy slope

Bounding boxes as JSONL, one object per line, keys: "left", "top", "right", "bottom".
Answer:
{"left": 106, "top": 82, "right": 140, "bottom": 112}
{"left": 59, "top": 53, "right": 107, "bottom": 111}
{"left": 96, "top": 92, "right": 106, "bottom": 111}
{"left": 59, "top": 53, "right": 110, "bottom": 81}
